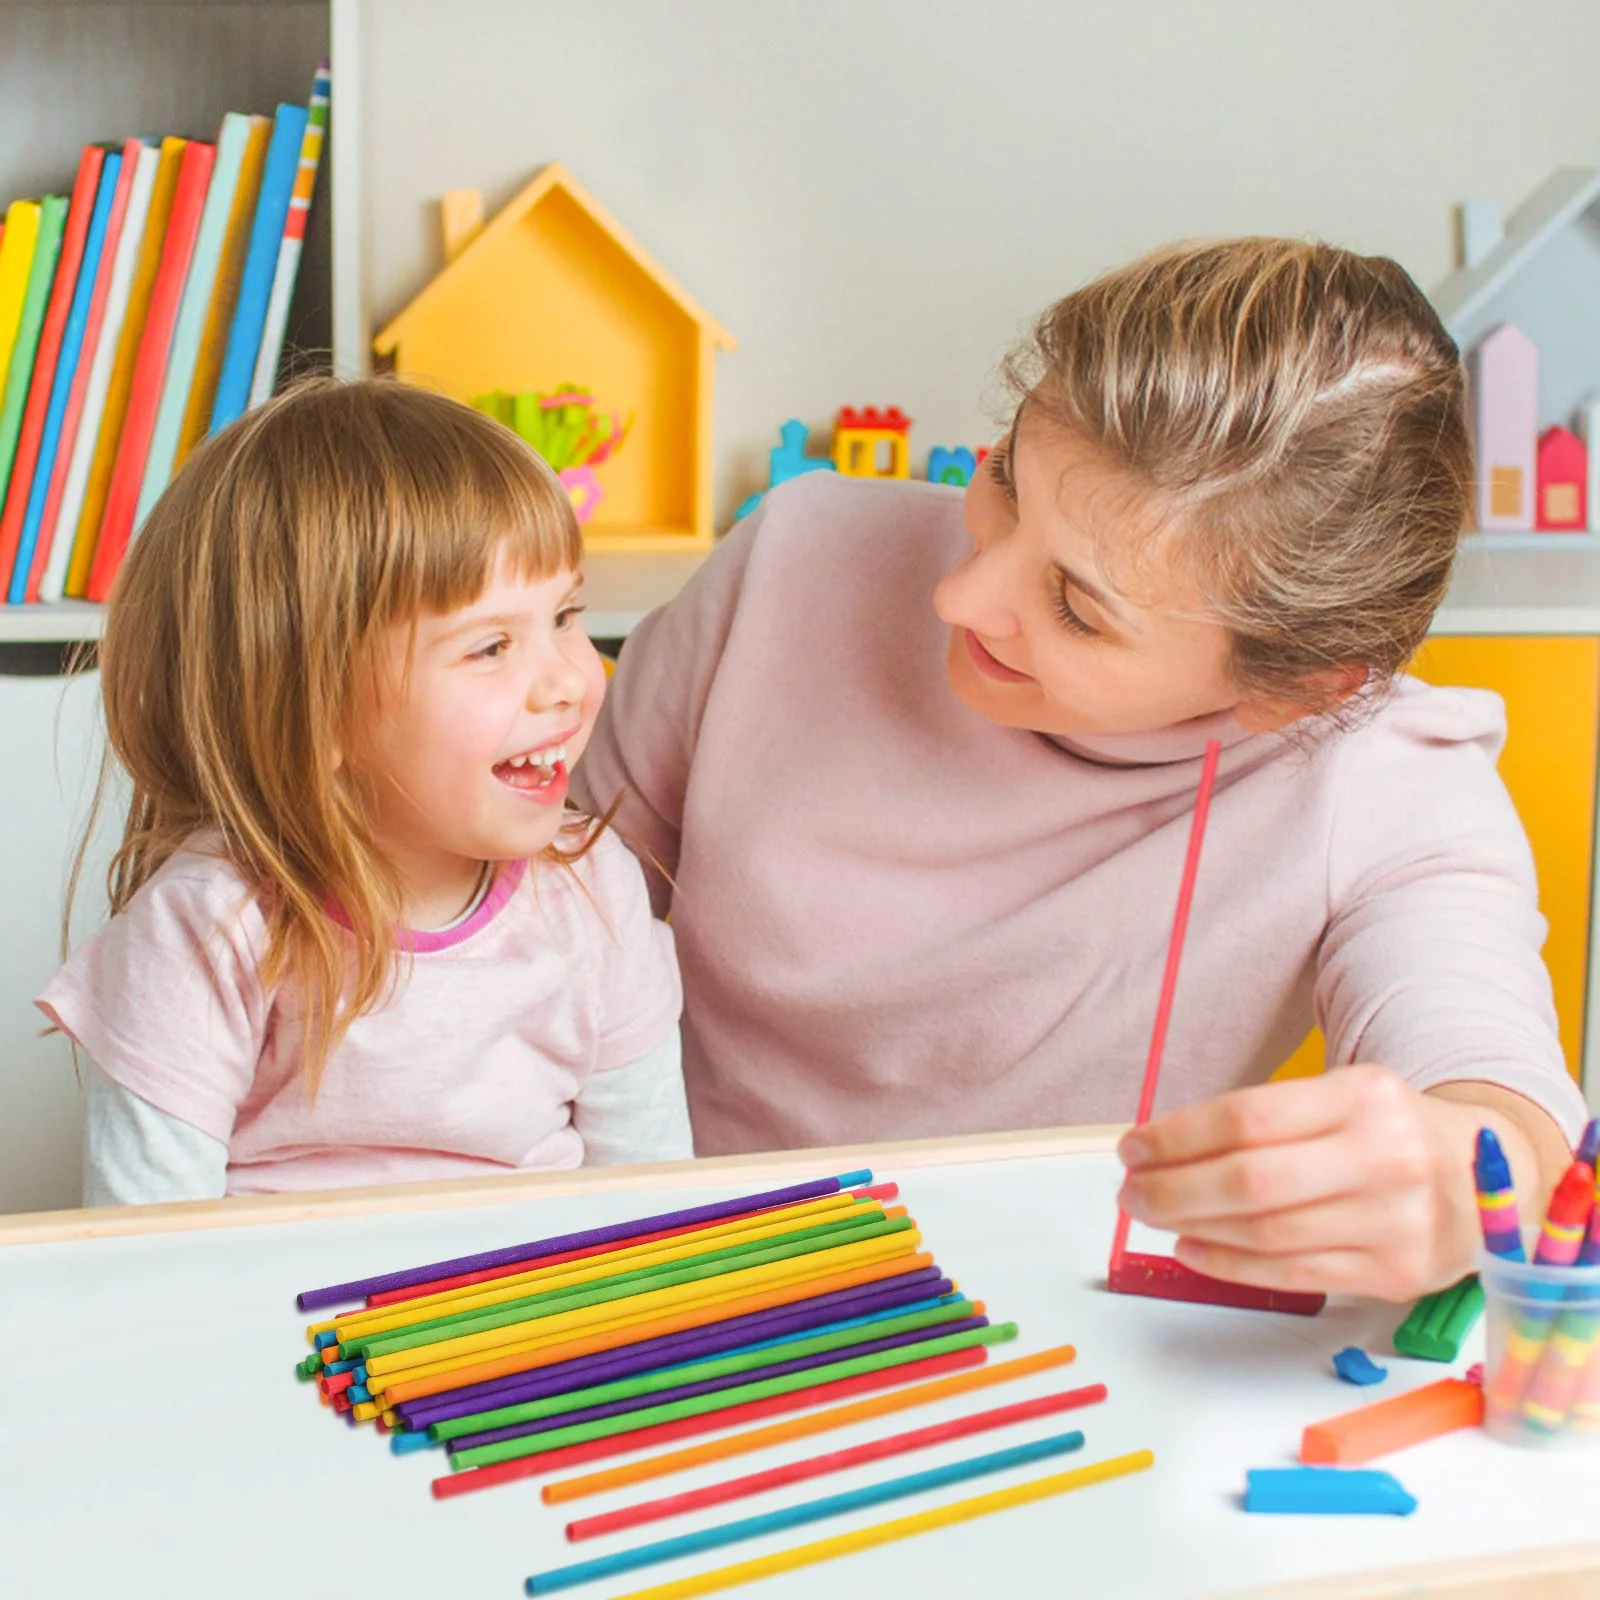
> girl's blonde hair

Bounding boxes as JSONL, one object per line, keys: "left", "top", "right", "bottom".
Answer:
{"left": 76, "top": 377, "right": 589, "bottom": 1093}
{"left": 1003, "top": 238, "right": 1472, "bottom": 715}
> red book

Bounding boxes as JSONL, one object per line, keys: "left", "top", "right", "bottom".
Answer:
{"left": 25, "top": 138, "right": 142, "bottom": 600}
{"left": 86, "top": 138, "right": 214, "bottom": 603}
{"left": 0, "top": 145, "right": 105, "bottom": 593}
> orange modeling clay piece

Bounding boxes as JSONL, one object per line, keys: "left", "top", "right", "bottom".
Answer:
{"left": 1300, "top": 1377, "right": 1484, "bottom": 1465}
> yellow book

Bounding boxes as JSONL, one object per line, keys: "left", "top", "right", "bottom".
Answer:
{"left": 64, "top": 136, "right": 186, "bottom": 598}
{"left": 0, "top": 201, "right": 42, "bottom": 400}
{"left": 177, "top": 113, "right": 270, "bottom": 464}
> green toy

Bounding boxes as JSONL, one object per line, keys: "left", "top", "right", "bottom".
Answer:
{"left": 1392, "top": 1274, "right": 1484, "bottom": 1361}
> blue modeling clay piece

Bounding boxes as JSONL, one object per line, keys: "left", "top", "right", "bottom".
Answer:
{"left": 1332, "top": 1346, "right": 1388, "bottom": 1385}
{"left": 1244, "top": 1467, "right": 1416, "bottom": 1516}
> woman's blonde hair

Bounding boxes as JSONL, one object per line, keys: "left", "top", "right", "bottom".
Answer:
{"left": 75, "top": 377, "right": 590, "bottom": 1093}
{"left": 1003, "top": 237, "right": 1472, "bottom": 715}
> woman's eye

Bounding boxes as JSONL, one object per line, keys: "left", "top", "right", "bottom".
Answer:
{"left": 1050, "top": 578, "right": 1098, "bottom": 638}
{"left": 987, "top": 444, "right": 1018, "bottom": 503}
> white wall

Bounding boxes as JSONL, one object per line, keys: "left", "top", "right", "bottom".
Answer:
{"left": 0, "top": 670, "right": 116, "bottom": 1214}
{"left": 357, "top": 0, "right": 1600, "bottom": 523}
{"left": 8, "top": 0, "right": 1600, "bottom": 1210}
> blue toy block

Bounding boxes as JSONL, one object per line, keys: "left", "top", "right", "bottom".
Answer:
{"left": 1244, "top": 1467, "right": 1416, "bottom": 1516}
{"left": 1332, "top": 1346, "right": 1388, "bottom": 1386}
{"left": 770, "top": 418, "right": 835, "bottom": 488}
{"left": 928, "top": 445, "right": 977, "bottom": 487}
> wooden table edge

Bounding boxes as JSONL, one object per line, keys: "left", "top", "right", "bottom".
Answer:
{"left": 8, "top": 1122, "right": 1595, "bottom": 1598}
{"left": 0, "top": 1123, "right": 1122, "bottom": 1245}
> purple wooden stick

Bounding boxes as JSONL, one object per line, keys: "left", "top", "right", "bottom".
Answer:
{"left": 443, "top": 1318, "right": 990, "bottom": 1453}
{"left": 296, "top": 1170, "right": 874, "bottom": 1311}
{"left": 397, "top": 1271, "right": 950, "bottom": 1429}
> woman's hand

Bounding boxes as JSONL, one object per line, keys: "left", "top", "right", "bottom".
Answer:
{"left": 1114, "top": 1066, "right": 1564, "bottom": 1302}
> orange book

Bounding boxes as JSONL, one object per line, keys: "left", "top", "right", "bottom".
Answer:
{"left": 87, "top": 139, "right": 215, "bottom": 602}
{"left": 63, "top": 136, "right": 187, "bottom": 599}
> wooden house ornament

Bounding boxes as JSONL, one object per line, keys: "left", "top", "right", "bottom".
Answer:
{"left": 1435, "top": 168, "right": 1600, "bottom": 533}
{"left": 373, "top": 164, "right": 737, "bottom": 550}
{"left": 1465, "top": 324, "right": 1537, "bottom": 530}
{"left": 1536, "top": 425, "right": 1588, "bottom": 530}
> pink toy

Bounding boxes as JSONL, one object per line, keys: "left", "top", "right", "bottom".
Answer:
{"left": 1467, "top": 324, "right": 1538, "bottom": 531}
{"left": 1536, "top": 425, "right": 1587, "bottom": 531}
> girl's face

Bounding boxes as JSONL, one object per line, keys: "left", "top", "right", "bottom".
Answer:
{"left": 352, "top": 548, "right": 607, "bottom": 916}
{"left": 934, "top": 412, "right": 1268, "bottom": 740}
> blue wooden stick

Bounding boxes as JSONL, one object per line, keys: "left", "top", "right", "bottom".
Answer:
{"left": 523, "top": 1428, "right": 1087, "bottom": 1594}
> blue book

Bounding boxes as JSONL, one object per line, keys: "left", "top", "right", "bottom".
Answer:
{"left": 6, "top": 150, "right": 121, "bottom": 604}
{"left": 209, "top": 102, "right": 308, "bottom": 434}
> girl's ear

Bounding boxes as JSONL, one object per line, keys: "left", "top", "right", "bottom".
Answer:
{"left": 1235, "top": 663, "right": 1368, "bottom": 733}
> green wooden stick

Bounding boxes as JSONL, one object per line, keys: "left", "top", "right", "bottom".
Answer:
{"left": 431, "top": 1300, "right": 977, "bottom": 1441}
{"left": 1393, "top": 1275, "right": 1484, "bottom": 1361}
{"left": 341, "top": 1206, "right": 890, "bottom": 1359}
{"left": 449, "top": 1323, "right": 1019, "bottom": 1472}
{"left": 350, "top": 1215, "right": 914, "bottom": 1363}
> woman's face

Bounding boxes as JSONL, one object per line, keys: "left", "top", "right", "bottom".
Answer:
{"left": 934, "top": 411, "right": 1273, "bottom": 740}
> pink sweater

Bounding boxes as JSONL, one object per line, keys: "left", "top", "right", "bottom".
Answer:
{"left": 574, "top": 474, "right": 1588, "bottom": 1155}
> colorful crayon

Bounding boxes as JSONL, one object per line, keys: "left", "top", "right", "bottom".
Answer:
{"left": 1473, "top": 1127, "right": 1525, "bottom": 1262}
{"left": 1521, "top": 1162, "right": 1600, "bottom": 1431}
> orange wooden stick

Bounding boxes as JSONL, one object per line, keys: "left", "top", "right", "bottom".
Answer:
{"left": 1300, "top": 1377, "right": 1484, "bottom": 1465}
{"left": 541, "top": 1342, "right": 1079, "bottom": 1504}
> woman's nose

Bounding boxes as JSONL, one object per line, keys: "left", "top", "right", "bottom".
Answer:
{"left": 934, "top": 536, "right": 1023, "bottom": 639}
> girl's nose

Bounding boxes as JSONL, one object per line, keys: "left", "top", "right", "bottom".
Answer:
{"left": 527, "top": 647, "right": 587, "bottom": 712}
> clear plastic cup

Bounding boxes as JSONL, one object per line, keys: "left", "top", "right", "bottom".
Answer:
{"left": 1478, "top": 1248, "right": 1600, "bottom": 1449}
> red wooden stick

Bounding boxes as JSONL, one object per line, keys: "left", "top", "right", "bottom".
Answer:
{"left": 565, "top": 1381, "right": 1109, "bottom": 1542}
{"left": 430, "top": 1345, "right": 986, "bottom": 1500}
{"left": 1108, "top": 738, "right": 1223, "bottom": 1274}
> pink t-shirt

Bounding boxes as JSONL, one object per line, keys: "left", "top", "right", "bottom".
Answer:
{"left": 38, "top": 831, "right": 681, "bottom": 1193}
{"left": 573, "top": 473, "right": 1590, "bottom": 1155}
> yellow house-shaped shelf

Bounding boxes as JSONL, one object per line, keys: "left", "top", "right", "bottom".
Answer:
{"left": 373, "top": 163, "right": 737, "bottom": 550}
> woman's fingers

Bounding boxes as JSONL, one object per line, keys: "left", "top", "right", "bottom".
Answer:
{"left": 1118, "top": 1139, "right": 1358, "bottom": 1226}
{"left": 1171, "top": 1233, "right": 1434, "bottom": 1302}
{"left": 1117, "top": 1073, "right": 1358, "bottom": 1170}
{"left": 1154, "top": 1191, "right": 1433, "bottom": 1259}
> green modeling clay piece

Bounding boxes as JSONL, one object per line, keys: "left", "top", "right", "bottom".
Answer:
{"left": 1392, "top": 1274, "right": 1484, "bottom": 1361}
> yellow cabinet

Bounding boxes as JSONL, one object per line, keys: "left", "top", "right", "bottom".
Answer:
{"left": 1277, "top": 636, "right": 1598, "bottom": 1084}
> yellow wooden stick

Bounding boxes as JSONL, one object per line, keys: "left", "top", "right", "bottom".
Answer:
{"left": 377, "top": 1252, "right": 938, "bottom": 1404}
{"left": 603, "top": 1450, "right": 1156, "bottom": 1600}
{"left": 321, "top": 1200, "right": 893, "bottom": 1345}
{"left": 308, "top": 1192, "right": 879, "bottom": 1341}
{"left": 363, "top": 1232, "right": 921, "bottom": 1380}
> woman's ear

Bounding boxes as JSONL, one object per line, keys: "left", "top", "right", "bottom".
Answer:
{"left": 1235, "top": 663, "right": 1368, "bottom": 733}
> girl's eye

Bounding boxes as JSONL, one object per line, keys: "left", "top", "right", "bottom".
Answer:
{"left": 987, "top": 444, "right": 1018, "bottom": 504}
{"left": 1050, "top": 574, "right": 1098, "bottom": 638}
{"left": 556, "top": 603, "right": 587, "bottom": 631}
{"left": 469, "top": 636, "right": 511, "bottom": 661}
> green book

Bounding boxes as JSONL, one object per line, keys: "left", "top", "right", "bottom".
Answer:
{"left": 0, "top": 195, "right": 67, "bottom": 509}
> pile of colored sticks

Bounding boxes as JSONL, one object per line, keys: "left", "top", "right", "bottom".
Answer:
{"left": 294, "top": 1171, "right": 1152, "bottom": 1596}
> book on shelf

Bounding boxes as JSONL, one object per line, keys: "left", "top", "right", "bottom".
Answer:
{"left": 209, "top": 100, "right": 310, "bottom": 436}
{"left": 0, "top": 146, "right": 105, "bottom": 599}
{"left": 25, "top": 143, "right": 142, "bottom": 603}
{"left": 250, "top": 61, "right": 330, "bottom": 407}
{"left": 86, "top": 137, "right": 216, "bottom": 604}
{"left": 0, "top": 200, "right": 43, "bottom": 401}
{"left": 0, "top": 59, "right": 328, "bottom": 613}
{"left": 37, "top": 140, "right": 156, "bottom": 604}
{"left": 63, "top": 136, "right": 186, "bottom": 600}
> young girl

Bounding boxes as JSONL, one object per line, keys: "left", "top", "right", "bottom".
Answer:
{"left": 40, "top": 379, "right": 690, "bottom": 1204}
{"left": 575, "top": 238, "right": 1590, "bottom": 1303}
